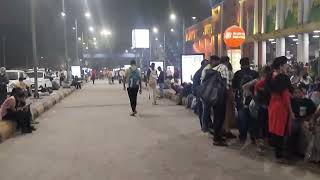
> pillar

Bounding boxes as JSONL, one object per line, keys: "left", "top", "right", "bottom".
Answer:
{"left": 261, "top": 0, "right": 267, "bottom": 65}
{"left": 303, "top": 0, "right": 311, "bottom": 63}
{"left": 253, "top": 0, "right": 259, "bottom": 66}
{"left": 239, "top": 0, "right": 244, "bottom": 57}
{"left": 276, "top": 0, "right": 285, "bottom": 57}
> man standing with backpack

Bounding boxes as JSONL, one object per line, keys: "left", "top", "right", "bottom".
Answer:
{"left": 232, "top": 57, "right": 259, "bottom": 143}
{"left": 200, "top": 55, "right": 229, "bottom": 146}
{"left": 124, "top": 60, "right": 142, "bottom": 116}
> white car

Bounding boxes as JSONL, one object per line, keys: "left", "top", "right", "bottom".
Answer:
{"left": 6, "top": 70, "right": 32, "bottom": 94}
{"left": 26, "top": 70, "right": 53, "bottom": 93}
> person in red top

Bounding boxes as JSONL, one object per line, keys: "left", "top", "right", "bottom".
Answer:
{"left": 91, "top": 69, "right": 97, "bottom": 84}
{"left": 266, "top": 56, "right": 294, "bottom": 161}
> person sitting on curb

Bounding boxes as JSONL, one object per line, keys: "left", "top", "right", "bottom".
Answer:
{"left": 0, "top": 88, "right": 36, "bottom": 133}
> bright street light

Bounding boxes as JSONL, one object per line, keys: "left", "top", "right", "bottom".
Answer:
{"left": 85, "top": 46, "right": 89, "bottom": 50}
{"left": 153, "top": 27, "right": 159, "bottom": 34}
{"left": 192, "top": 16, "right": 197, "bottom": 20}
{"left": 93, "top": 37, "right": 97, "bottom": 41}
{"left": 72, "top": 27, "right": 76, "bottom": 30}
{"left": 82, "top": 42, "right": 86, "bottom": 45}
{"left": 85, "top": 12, "right": 91, "bottom": 19}
{"left": 125, "top": 49, "right": 129, "bottom": 53}
{"left": 170, "top": 13, "right": 176, "bottom": 21}
{"left": 170, "top": 28, "right": 175, "bottom": 32}
{"left": 89, "top": 26, "right": 94, "bottom": 32}
{"left": 100, "top": 29, "right": 112, "bottom": 36}
{"left": 78, "top": 37, "right": 82, "bottom": 41}
{"left": 155, "top": 38, "right": 158, "bottom": 41}
{"left": 61, "top": 12, "right": 66, "bottom": 17}
{"left": 93, "top": 42, "right": 97, "bottom": 45}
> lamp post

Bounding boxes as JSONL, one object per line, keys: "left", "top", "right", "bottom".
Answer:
{"left": 30, "top": 0, "right": 39, "bottom": 98}
{"left": 62, "top": 0, "right": 69, "bottom": 83}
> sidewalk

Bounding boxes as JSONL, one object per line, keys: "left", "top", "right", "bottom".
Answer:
{"left": 0, "top": 87, "right": 76, "bottom": 142}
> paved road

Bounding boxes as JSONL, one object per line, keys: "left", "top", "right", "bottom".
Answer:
{"left": 0, "top": 80, "right": 319, "bottom": 180}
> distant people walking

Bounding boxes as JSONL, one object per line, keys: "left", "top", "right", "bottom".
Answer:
{"left": 157, "top": 66, "right": 165, "bottom": 98}
{"left": 0, "top": 67, "right": 9, "bottom": 105}
{"left": 148, "top": 63, "right": 158, "bottom": 105}
{"left": 91, "top": 69, "right": 97, "bottom": 84}
{"left": 124, "top": 60, "right": 142, "bottom": 116}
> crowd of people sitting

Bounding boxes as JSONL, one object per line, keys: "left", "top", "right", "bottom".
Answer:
{"left": 176, "top": 55, "right": 320, "bottom": 164}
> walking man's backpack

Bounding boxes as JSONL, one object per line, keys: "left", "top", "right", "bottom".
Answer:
{"left": 128, "top": 68, "right": 140, "bottom": 88}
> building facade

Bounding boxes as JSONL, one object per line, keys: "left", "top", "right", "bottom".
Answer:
{"left": 185, "top": 0, "right": 320, "bottom": 69}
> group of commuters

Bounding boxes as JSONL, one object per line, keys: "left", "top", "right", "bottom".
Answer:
{"left": 192, "top": 55, "right": 320, "bottom": 163}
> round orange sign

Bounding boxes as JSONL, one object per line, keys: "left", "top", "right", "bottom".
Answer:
{"left": 224, "top": 25, "right": 246, "bottom": 48}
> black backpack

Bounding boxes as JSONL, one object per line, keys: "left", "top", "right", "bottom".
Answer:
{"left": 198, "top": 69, "right": 226, "bottom": 105}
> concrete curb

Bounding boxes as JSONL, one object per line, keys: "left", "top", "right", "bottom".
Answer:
{"left": 0, "top": 87, "right": 76, "bottom": 143}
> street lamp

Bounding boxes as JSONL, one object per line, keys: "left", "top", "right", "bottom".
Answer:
{"left": 153, "top": 27, "right": 159, "bottom": 34}
{"left": 61, "top": 11, "right": 66, "bottom": 17}
{"left": 78, "top": 37, "right": 81, "bottom": 41}
{"left": 192, "top": 16, "right": 197, "bottom": 20}
{"left": 72, "top": 27, "right": 76, "bottom": 30}
{"left": 85, "top": 12, "right": 91, "bottom": 19}
{"left": 170, "top": 13, "right": 176, "bottom": 21}
{"left": 170, "top": 28, "right": 175, "bottom": 32}
{"left": 100, "top": 29, "right": 111, "bottom": 36}
{"left": 85, "top": 46, "right": 89, "bottom": 50}
{"left": 155, "top": 38, "right": 158, "bottom": 41}
{"left": 93, "top": 37, "right": 97, "bottom": 41}
{"left": 125, "top": 49, "right": 129, "bottom": 53}
{"left": 89, "top": 26, "right": 94, "bottom": 32}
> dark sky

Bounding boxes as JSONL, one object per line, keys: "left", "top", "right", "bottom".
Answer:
{"left": 0, "top": 0, "right": 212, "bottom": 68}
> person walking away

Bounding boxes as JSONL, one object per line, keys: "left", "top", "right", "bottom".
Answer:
{"left": 148, "top": 63, "right": 158, "bottom": 105}
{"left": 0, "top": 67, "right": 9, "bottom": 105}
{"left": 157, "top": 66, "right": 165, "bottom": 98}
{"left": 192, "top": 60, "right": 208, "bottom": 130}
{"left": 112, "top": 70, "right": 115, "bottom": 84}
{"left": 124, "top": 60, "right": 142, "bottom": 116}
{"left": 232, "top": 57, "right": 259, "bottom": 144}
{"left": 91, "top": 69, "right": 97, "bottom": 84}
{"left": 0, "top": 89, "right": 35, "bottom": 133}
{"left": 220, "top": 56, "right": 236, "bottom": 139}
{"left": 266, "top": 56, "right": 294, "bottom": 162}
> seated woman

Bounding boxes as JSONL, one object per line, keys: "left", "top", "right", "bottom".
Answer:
{"left": 0, "top": 89, "right": 35, "bottom": 133}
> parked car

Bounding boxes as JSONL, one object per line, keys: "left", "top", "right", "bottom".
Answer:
{"left": 26, "top": 70, "right": 53, "bottom": 94}
{"left": 6, "top": 70, "right": 32, "bottom": 95}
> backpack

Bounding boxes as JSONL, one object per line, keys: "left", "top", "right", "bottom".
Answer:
{"left": 239, "top": 73, "right": 255, "bottom": 106}
{"left": 198, "top": 69, "right": 226, "bottom": 106}
{"left": 128, "top": 68, "right": 140, "bottom": 88}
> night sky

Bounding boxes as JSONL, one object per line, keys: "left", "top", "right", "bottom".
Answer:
{"left": 0, "top": 0, "right": 212, "bottom": 68}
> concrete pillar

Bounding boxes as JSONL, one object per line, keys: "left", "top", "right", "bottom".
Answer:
{"left": 276, "top": 0, "right": 285, "bottom": 57}
{"left": 261, "top": 0, "right": 267, "bottom": 66}
{"left": 254, "top": 41, "right": 259, "bottom": 66}
{"left": 303, "top": 33, "right": 309, "bottom": 64}
{"left": 297, "top": 34, "right": 303, "bottom": 62}
{"left": 276, "top": 38, "right": 286, "bottom": 57}
{"left": 253, "top": 0, "right": 259, "bottom": 34}
{"left": 239, "top": 0, "right": 244, "bottom": 56}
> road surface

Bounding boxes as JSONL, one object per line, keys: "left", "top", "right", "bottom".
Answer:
{"left": 0, "top": 80, "right": 319, "bottom": 180}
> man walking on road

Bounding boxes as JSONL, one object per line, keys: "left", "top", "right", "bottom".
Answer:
{"left": 124, "top": 60, "right": 142, "bottom": 116}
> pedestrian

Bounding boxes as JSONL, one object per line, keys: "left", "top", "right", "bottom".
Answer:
{"left": 148, "top": 63, "right": 158, "bottom": 105}
{"left": 200, "top": 55, "right": 229, "bottom": 146}
{"left": 59, "top": 70, "right": 65, "bottom": 86}
{"left": 91, "top": 69, "right": 96, "bottom": 84}
{"left": 221, "top": 56, "right": 236, "bottom": 139}
{"left": 112, "top": 70, "right": 115, "bottom": 84}
{"left": 124, "top": 60, "right": 142, "bottom": 116}
{"left": 157, "top": 66, "right": 165, "bottom": 98}
{"left": 192, "top": 59, "right": 208, "bottom": 129}
{"left": 266, "top": 56, "right": 294, "bottom": 162}
{"left": 0, "top": 67, "right": 9, "bottom": 105}
{"left": 232, "top": 57, "right": 259, "bottom": 144}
